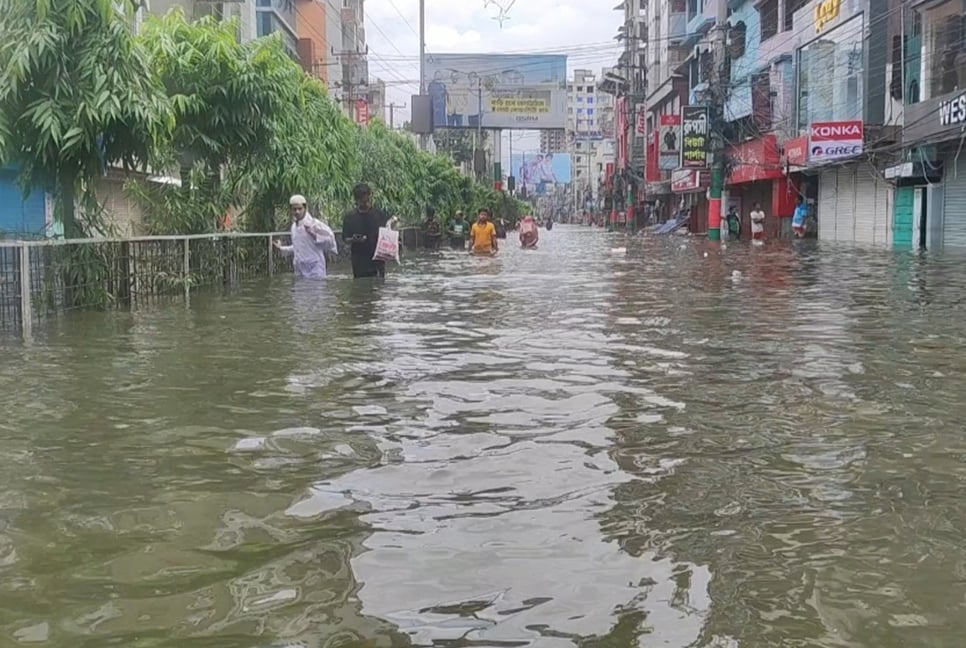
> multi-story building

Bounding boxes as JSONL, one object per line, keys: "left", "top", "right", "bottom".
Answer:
{"left": 897, "top": 0, "right": 966, "bottom": 250}
{"left": 566, "top": 69, "right": 617, "bottom": 207}
{"left": 644, "top": 0, "right": 896, "bottom": 241}
{"left": 254, "top": 0, "right": 299, "bottom": 56}
{"left": 295, "top": 0, "right": 329, "bottom": 82}
{"left": 602, "top": 0, "right": 647, "bottom": 226}
{"left": 335, "top": 0, "right": 370, "bottom": 116}
{"left": 540, "top": 130, "right": 567, "bottom": 153}
{"left": 640, "top": 0, "right": 690, "bottom": 224}
{"left": 366, "top": 78, "right": 386, "bottom": 124}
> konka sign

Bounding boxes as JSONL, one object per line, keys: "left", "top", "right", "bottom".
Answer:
{"left": 808, "top": 120, "right": 863, "bottom": 164}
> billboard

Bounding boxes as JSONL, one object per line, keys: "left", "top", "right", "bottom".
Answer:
{"left": 681, "top": 106, "right": 709, "bottom": 168}
{"left": 511, "top": 152, "right": 571, "bottom": 195}
{"left": 425, "top": 53, "right": 567, "bottom": 130}
{"left": 658, "top": 113, "right": 681, "bottom": 170}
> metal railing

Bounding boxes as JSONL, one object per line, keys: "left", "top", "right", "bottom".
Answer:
{"left": 0, "top": 228, "right": 423, "bottom": 339}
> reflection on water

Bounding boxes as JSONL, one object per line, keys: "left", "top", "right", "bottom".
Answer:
{"left": 4, "top": 229, "right": 966, "bottom": 647}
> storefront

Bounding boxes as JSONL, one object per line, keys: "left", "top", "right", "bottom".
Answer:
{"left": 725, "top": 134, "right": 794, "bottom": 239}
{"left": 671, "top": 169, "right": 710, "bottom": 233}
{"left": 903, "top": 86, "right": 966, "bottom": 250}
{"left": 815, "top": 163, "right": 893, "bottom": 245}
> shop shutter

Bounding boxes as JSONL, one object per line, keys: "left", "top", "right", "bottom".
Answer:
{"left": 852, "top": 164, "right": 893, "bottom": 246}
{"left": 943, "top": 157, "right": 966, "bottom": 249}
{"left": 817, "top": 168, "right": 841, "bottom": 241}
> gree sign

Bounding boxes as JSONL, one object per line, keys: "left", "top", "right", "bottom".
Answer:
{"left": 815, "top": 0, "right": 842, "bottom": 32}
{"left": 808, "top": 120, "right": 863, "bottom": 163}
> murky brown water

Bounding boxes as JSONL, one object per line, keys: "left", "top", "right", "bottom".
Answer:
{"left": 2, "top": 227, "right": 966, "bottom": 647}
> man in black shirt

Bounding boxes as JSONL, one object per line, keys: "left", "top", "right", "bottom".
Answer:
{"left": 342, "top": 183, "right": 392, "bottom": 279}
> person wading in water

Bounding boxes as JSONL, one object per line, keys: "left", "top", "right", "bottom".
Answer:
{"left": 342, "top": 183, "right": 393, "bottom": 279}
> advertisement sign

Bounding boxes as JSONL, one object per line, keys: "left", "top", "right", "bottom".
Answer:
{"left": 354, "top": 99, "right": 369, "bottom": 125}
{"left": 784, "top": 136, "right": 808, "bottom": 167}
{"left": 726, "top": 134, "right": 783, "bottom": 184}
{"left": 510, "top": 152, "right": 572, "bottom": 195}
{"left": 425, "top": 53, "right": 567, "bottom": 130}
{"left": 681, "top": 106, "right": 709, "bottom": 168}
{"left": 671, "top": 168, "right": 710, "bottom": 193}
{"left": 808, "top": 120, "right": 863, "bottom": 163}
{"left": 659, "top": 113, "right": 682, "bottom": 171}
{"left": 636, "top": 104, "right": 647, "bottom": 136}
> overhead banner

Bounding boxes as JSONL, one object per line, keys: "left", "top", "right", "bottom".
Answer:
{"left": 808, "top": 120, "right": 863, "bottom": 163}
{"left": 425, "top": 53, "right": 568, "bottom": 130}
{"left": 659, "top": 113, "right": 682, "bottom": 170}
{"left": 681, "top": 106, "right": 709, "bottom": 168}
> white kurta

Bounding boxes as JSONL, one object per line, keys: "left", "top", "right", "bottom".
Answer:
{"left": 278, "top": 213, "right": 338, "bottom": 279}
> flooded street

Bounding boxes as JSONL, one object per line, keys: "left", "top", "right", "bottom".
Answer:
{"left": 4, "top": 226, "right": 966, "bottom": 647}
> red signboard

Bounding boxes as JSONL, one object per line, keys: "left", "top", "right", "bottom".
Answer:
{"left": 784, "top": 136, "right": 808, "bottom": 167}
{"left": 645, "top": 130, "right": 660, "bottom": 182}
{"left": 636, "top": 104, "right": 647, "bottom": 136}
{"left": 725, "top": 134, "right": 783, "bottom": 185}
{"left": 671, "top": 169, "right": 710, "bottom": 193}
{"left": 354, "top": 99, "right": 370, "bottom": 125}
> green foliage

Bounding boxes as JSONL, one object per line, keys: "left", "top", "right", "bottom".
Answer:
{"left": 1, "top": 4, "right": 511, "bottom": 238}
{"left": 0, "top": 0, "right": 172, "bottom": 235}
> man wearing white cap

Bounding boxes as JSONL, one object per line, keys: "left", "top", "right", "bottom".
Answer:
{"left": 273, "top": 194, "right": 338, "bottom": 279}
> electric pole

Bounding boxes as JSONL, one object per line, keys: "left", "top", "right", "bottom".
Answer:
{"left": 331, "top": 46, "right": 368, "bottom": 118}
{"left": 707, "top": 0, "right": 729, "bottom": 242}
{"left": 418, "top": 0, "right": 427, "bottom": 150}
{"left": 387, "top": 102, "right": 407, "bottom": 129}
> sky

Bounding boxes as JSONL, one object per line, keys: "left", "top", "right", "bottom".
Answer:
{"left": 362, "top": 0, "right": 624, "bottom": 154}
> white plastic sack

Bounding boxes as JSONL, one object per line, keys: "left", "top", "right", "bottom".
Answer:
{"left": 373, "top": 226, "right": 400, "bottom": 263}
{"left": 305, "top": 217, "right": 338, "bottom": 255}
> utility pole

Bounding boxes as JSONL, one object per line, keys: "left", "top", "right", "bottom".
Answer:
{"left": 331, "top": 46, "right": 368, "bottom": 119}
{"left": 707, "top": 0, "right": 729, "bottom": 242}
{"left": 418, "top": 0, "right": 427, "bottom": 150}
{"left": 387, "top": 102, "right": 407, "bottom": 128}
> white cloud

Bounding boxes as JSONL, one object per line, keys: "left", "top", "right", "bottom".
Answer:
{"left": 362, "top": 0, "right": 623, "bottom": 147}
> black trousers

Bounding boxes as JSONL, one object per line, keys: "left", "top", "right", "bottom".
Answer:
{"left": 351, "top": 256, "right": 386, "bottom": 279}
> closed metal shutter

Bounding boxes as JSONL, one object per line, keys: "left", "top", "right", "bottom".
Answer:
{"left": 817, "top": 165, "right": 892, "bottom": 245}
{"left": 818, "top": 168, "right": 841, "bottom": 241}
{"left": 943, "top": 156, "right": 966, "bottom": 249}
{"left": 852, "top": 164, "right": 893, "bottom": 246}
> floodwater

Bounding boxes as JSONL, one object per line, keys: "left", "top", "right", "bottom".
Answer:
{"left": 2, "top": 227, "right": 966, "bottom": 648}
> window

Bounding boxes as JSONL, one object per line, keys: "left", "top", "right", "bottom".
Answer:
{"left": 577, "top": 86, "right": 585, "bottom": 92}
{"left": 920, "top": 1, "right": 966, "bottom": 99}
{"left": 587, "top": 97, "right": 594, "bottom": 104}
{"left": 784, "top": 0, "right": 807, "bottom": 31}
{"left": 587, "top": 108, "right": 595, "bottom": 116}
{"left": 759, "top": 0, "right": 778, "bottom": 41}
{"left": 729, "top": 20, "right": 747, "bottom": 59}
{"left": 797, "top": 15, "right": 864, "bottom": 131}
{"left": 578, "top": 108, "right": 585, "bottom": 113}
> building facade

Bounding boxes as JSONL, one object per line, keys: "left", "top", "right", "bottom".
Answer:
{"left": 567, "top": 69, "right": 618, "bottom": 210}
{"left": 898, "top": 0, "right": 966, "bottom": 250}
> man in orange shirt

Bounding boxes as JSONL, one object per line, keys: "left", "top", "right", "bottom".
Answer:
{"left": 469, "top": 208, "right": 499, "bottom": 255}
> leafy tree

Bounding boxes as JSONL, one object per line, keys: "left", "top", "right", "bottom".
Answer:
{"left": 0, "top": 0, "right": 172, "bottom": 235}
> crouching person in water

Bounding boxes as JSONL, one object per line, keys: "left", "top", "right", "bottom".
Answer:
{"left": 342, "top": 183, "right": 393, "bottom": 279}
{"left": 519, "top": 214, "right": 539, "bottom": 248}
{"left": 273, "top": 194, "right": 337, "bottom": 278}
